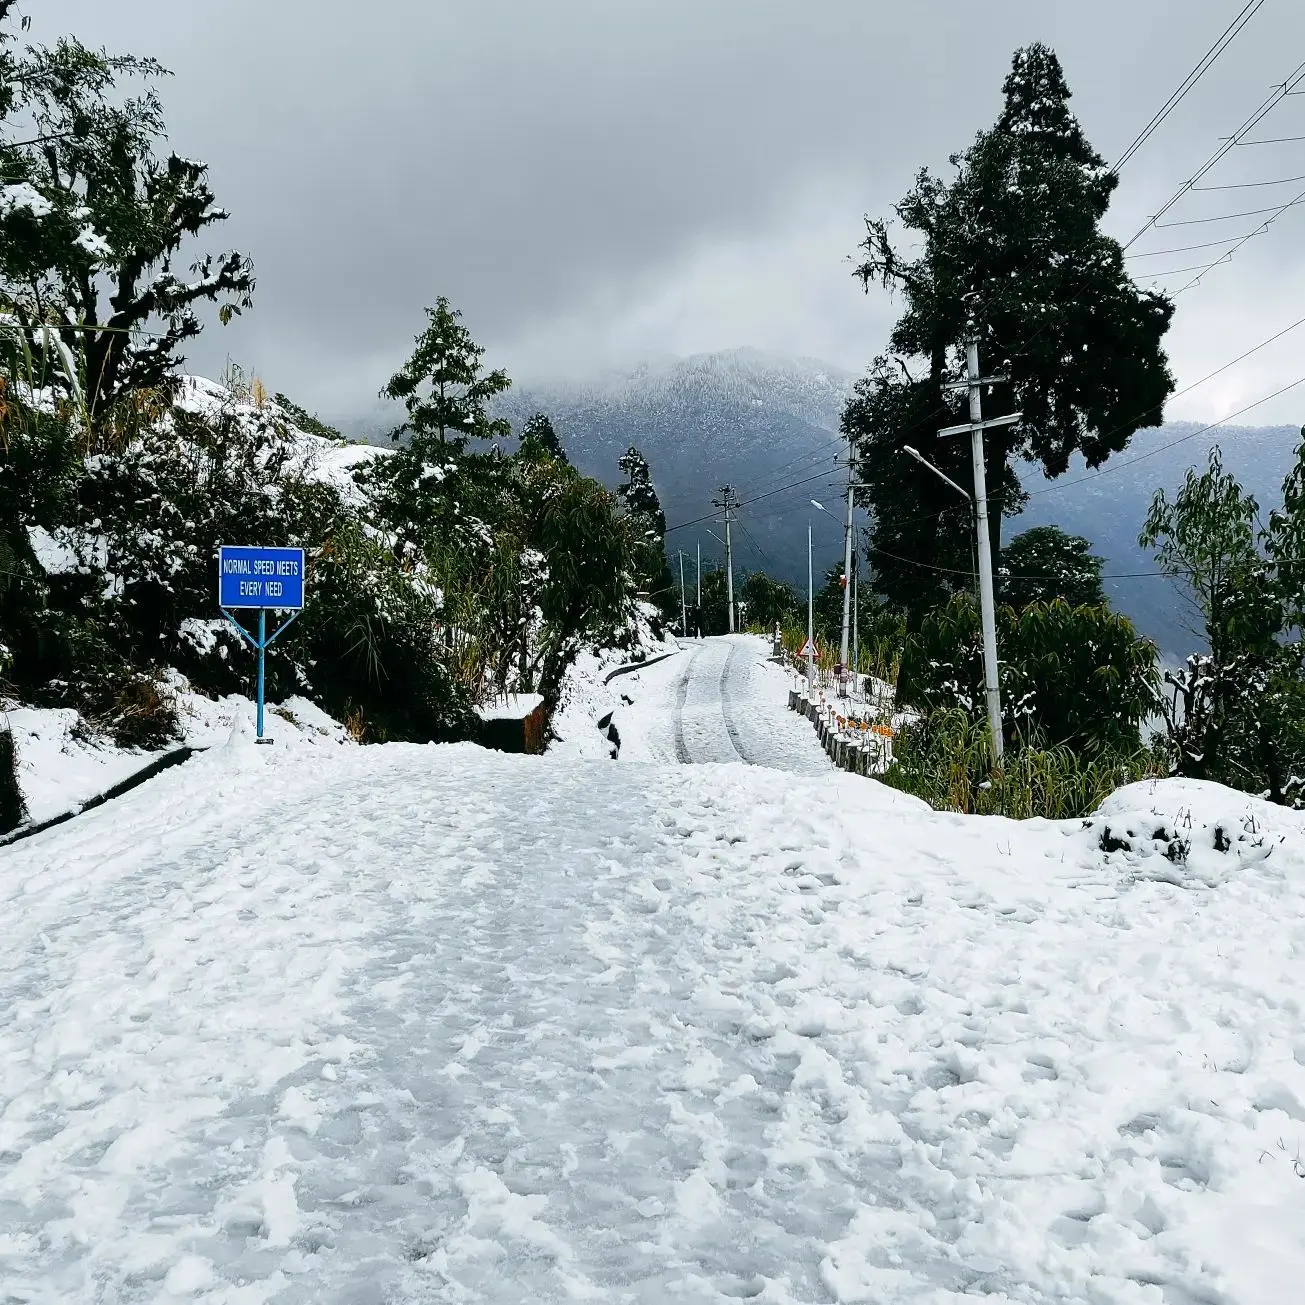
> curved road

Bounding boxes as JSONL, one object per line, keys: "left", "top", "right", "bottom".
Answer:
{"left": 623, "top": 635, "right": 832, "bottom": 775}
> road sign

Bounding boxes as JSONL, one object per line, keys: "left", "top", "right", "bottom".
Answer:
{"left": 218, "top": 545, "right": 307, "bottom": 744}
{"left": 798, "top": 636, "right": 817, "bottom": 659}
{"left": 218, "top": 545, "right": 305, "bottom": 610}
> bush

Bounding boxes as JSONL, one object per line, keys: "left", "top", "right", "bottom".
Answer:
{"left": 883, "top": 708, "right": 1164, "bottom": 820}
{"left": 0, "top": 727, "right": 27, "bottom": 833}
{"left": 899, "top": 593, "right": 1158, "bottom": 757}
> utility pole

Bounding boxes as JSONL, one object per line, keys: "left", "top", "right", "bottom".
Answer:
{"left": 712, "top": 486, "right": 736, "bottom": 633}
{"left": 837, "top": 458, "right": 870, "bottom": 678}
{"left": 939, "top": 339, "right": 1021, "bottom": 762}
{"left": 678, "top": 551, "right": 688, "bottom": 637}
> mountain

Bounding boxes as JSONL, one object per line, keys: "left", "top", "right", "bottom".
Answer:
{"left": 333, "top": 350, "right": 1303, "bottom": 657}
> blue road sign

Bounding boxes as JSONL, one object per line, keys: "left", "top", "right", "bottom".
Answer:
{"left": 218, "top": 545, "right": 308, "bottom": 743}
{"left": 218, "top": 545, "right": 305, "bottom": 610}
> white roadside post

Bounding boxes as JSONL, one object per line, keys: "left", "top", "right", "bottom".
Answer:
{"left": 937, "top": 340, "right": 1021, "bottom": 763}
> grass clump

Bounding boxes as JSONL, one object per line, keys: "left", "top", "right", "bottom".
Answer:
{"left": 882, "top": 708, "right": 1165, "bottom": 820}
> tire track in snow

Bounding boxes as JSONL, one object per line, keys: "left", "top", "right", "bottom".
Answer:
{"left": 719, "top": 641, "right": 757, "bottom": 767}
{"left": 672, "top": 644, "right": 703, "bottom": 763}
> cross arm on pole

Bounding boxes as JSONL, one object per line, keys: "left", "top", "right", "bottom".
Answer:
{"left": 942, "top": 374, "right": 1009, "bottom": 392}
{"left": 220, "top": 606, "right": 301, "bottom": 650}
{"left": 937, "top": 412, "right": 1022, "bottom": 438}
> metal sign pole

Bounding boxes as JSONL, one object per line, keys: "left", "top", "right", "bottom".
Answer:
{"left": 257, "top": 608, "right": 267, "bottom": 741}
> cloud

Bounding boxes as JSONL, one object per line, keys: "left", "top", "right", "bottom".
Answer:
{"left": 23, "top": 0, "right": 1305, "bottom": 423}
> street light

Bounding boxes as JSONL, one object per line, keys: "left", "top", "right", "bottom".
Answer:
{"left": 901, "top": 445, "right": 979, "bottom": 605}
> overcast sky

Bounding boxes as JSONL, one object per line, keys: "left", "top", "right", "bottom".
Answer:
{"left": 30, "top": 1, "right": 1305, "bottom": 425}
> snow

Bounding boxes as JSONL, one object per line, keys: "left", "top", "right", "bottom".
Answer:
{"left": 4, "top": 706, "right": 163, "bottom": 826}
{"left": 4, "top": 678, "right": 352, "bottom": 828}
{"left": 475, "top": 693, "right": 544, "bottom": 722}
{"left": 3, "top": 639, "right": 1304, "bottom": 1301}
{"left": 0, "top": 181, "right": 52, "bottom": 218}
{"left": 27, "top": 524, "right": 81, "bottom": 576}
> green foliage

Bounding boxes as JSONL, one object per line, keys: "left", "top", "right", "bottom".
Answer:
{"left": 381, "top": 297, "right": 510, "bottom": 452}
{"left": 882, "top": 708, "right": 1164, "bottom": 820}
{"left": 999, "top": 524, "right": 1105, "bottom": 609}
{"left": 696, "top": 566, "right": 731, "bottom": 635}
{"left": 273, "top": 392, "right": 346, "bottom": 444}
{"left": 296, "top": 517, "right": 475, "bottom": 744}
{"left": 842, "top": 361, "right": 1006, "bottom": 623}
{"left": 849, "top": 43, "right": 1173, "bottom": 614}
{"left": 1140, "top": 444, "right": 1305, "bottom": 802}
{"left": 899, "top": 592, "right": 1158, "bottom": 757}
{"left": 741, "top": 571, "right": 799, "bottom": 630}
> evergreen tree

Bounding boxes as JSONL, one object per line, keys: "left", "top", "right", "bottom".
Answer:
{"left": 0, "top": 11, "right": 254, "bottom": 422}
{"left": 616, "top": 446, "right": 675, "bottom": 612}
{"left": 998, "top": 525, "right": 1105, "bottom": 610}
{"left": 518, "top": 411, "right": 568, "bottom": 464}
{"left": 848, "top": 44, "right": 1173, "bottom": 617}
{"left": 381, "top": 297, "right": 511, "bottom": 452}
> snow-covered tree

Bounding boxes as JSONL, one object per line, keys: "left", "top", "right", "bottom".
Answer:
{"left": 0, "top": 8, "right": 253, "bottom": 422}
{"left": 616, "top": 445, "right": 675, "bottom": 612}
{"left": 998, "top": 525, "right": 1105, "bottom": 610}
{"left": 1142, "top": 446, "right": 1305, "bottom": 801}
{"left": 381, "top": 297, "right": 510, "bottom": 453}
{"left": 849, "top": 43, "right": 1174, "bottom": 608}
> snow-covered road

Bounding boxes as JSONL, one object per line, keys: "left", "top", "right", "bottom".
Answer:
{"left": 603, "top": 636, "right": 831, "bottom": 774}
{"left": 4, "top": 645, "right": 1305, "bottom": 1303}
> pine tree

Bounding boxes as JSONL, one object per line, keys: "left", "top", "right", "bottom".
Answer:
{"left": 848, "top": 44, "right": 1174, "bottom": 615}
{"left": 381, "top": 297, "right": 511, "bottom": 453}
{"left": 518, "top": 411, "right": 568, "bottom": 464}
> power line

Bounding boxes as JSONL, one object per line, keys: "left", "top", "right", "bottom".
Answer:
{"left": 1126, "top": 234, "right": 1256, "bottom": 257}
{"left": 857, "top": 312, "right": 1305, "bottom": 537}
{"left": 1191, "top": 171, "right": 1305, "bottom": 190}
{"left": 1169, "top": 182, "right": 1305, "bottom": 292}
{"left": 1026, "top": 372, "right": 1305, "bottom": 501}
{"left": 666, "top": 465, "right": 848, "bottom": 534}
{"left": 1121, "top": 57, "right": 1305, "bottom": 250}
{"left": 1156, "top": 200, "right": 1305, "bottom": 227}
{"left": 1110, "top": 0, "right": 1268, "bottom": 172}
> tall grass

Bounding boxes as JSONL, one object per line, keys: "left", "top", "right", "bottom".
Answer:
{"left": 882, "top": 708, "right": 1165, "bottom": 820}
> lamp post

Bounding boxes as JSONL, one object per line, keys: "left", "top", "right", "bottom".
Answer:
{"left": 901, "top": 444, "right": 979, "bottom": 606}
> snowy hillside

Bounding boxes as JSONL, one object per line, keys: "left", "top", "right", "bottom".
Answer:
{"left": 339, "top": 349, "right": 858, "bottom": 579}
{"left": 3, "top": 638, "right": 1302, "bottom": 1302}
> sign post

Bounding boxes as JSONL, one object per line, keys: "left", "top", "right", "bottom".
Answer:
{"left": 217, "top": 545, "right": 307, "bottom": 744}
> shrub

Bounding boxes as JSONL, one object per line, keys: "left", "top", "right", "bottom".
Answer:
{"left": 0, "top": 727, "right": 27, "bottom": 833}
{"left": 899, "top": 593, "right": 1158, "bottom": 756}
